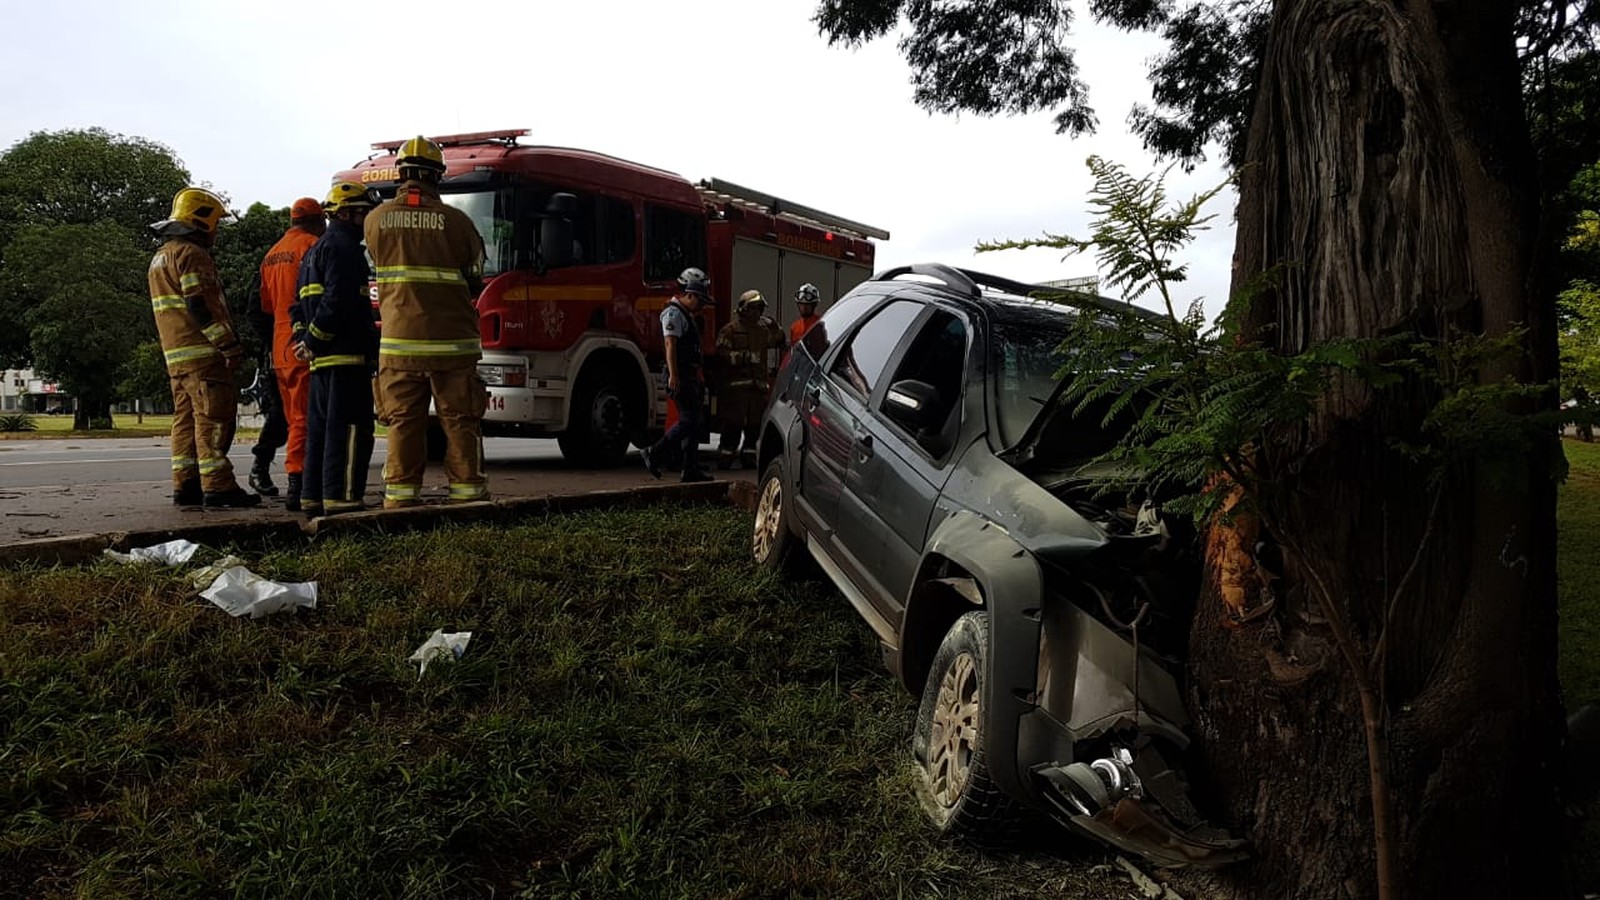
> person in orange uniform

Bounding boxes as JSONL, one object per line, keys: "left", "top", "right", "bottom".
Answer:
{"left": 146, "top": 187, "right": 261, "bottom": 508}
{"left": 254, "top": 197, "right": 325, "bottom": 509}
{"left": 364, "top": 135, "right": 488, "bottom": 508}
{"left": 788, "top": 282, "right": 822, "bottom": 347}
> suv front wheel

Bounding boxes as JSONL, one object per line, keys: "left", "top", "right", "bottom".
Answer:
{"left": 752, "top": 457, "right": 806, "bottom": 574}
{"left": 913, "top": 610, "right": 1024, "bottom": 842}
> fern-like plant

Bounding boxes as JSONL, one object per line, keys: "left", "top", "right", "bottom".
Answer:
{"left": 0, "top": 413, "right": 38, "bottom": 432}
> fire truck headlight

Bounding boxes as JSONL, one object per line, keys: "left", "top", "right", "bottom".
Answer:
{"left": 479, "top": 364, "right": 526, "bottom": 387}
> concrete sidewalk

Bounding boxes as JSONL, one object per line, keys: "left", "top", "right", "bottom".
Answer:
{"left": 0, "top": 477, "right": 759, "bottom": 567}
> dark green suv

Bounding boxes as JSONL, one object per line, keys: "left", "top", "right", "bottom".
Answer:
{"left": 750, "top": 264, "right": 1246, "bottom": 867}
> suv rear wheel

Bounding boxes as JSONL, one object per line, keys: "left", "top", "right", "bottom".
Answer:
{"left": 913, "top": 610, "right": 1024, "bottom": 842}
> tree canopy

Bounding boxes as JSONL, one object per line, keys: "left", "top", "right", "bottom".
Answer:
{"left": 0, "top": 129, "right": 198, "bottom": 428}
{"left": 0, "top": 128, "right": 190, "bottom": 372}
{"left": 816, "top": 0, "right": 1597, "bottom": 167}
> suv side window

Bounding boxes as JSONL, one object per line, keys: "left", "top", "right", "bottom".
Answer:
{"left": 880, "top": 310, "right": 966, "bottom": 452}
{"left": 829, "top": 299, "right": 923, "bottom": 398}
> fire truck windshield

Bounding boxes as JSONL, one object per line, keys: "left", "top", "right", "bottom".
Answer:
{"left": 441, "top": 189, "right": 514, "bottom": 277}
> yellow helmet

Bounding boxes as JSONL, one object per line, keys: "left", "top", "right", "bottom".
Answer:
{"left": 396, "top": 135, "right": 446, "bottom": 175}
{"left": 165, "top": 187, "right": 231, "bottom": 235}
{"left": 323, "top": 181, "right": 377, "bottom": 215}
{"left": 737, "top": 290, "right": 766, "bottom": 313}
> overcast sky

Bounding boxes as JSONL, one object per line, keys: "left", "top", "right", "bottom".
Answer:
{"left": 1, "top": 0, "right": 1236, "bottom": 319}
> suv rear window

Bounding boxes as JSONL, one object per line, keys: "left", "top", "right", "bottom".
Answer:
{"left": 801, "top": 291, "right": 880, "bottom": 360}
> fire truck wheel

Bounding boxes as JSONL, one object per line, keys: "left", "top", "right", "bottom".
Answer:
{"left": 425, "top": 419, "right": 447, "bottom": 463}
{"left": 558, "top": 372, "right": 634, "bottom": 467}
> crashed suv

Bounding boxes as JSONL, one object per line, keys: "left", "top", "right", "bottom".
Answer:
{"left": 750, "top": 264, "right": 1246, "bottom": 867}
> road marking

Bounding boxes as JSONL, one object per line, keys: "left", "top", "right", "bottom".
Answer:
{"left": 0, "top": 456, "right": 172, "bottom": 466}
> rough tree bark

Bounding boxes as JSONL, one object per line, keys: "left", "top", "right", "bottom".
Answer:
{"left": 1187, "top": 0, "right": 1566, "bottom": 897}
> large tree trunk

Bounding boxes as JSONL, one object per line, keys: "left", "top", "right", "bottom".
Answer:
{"left": 1188, "top": 0, "right": 1566, "bottom": 897}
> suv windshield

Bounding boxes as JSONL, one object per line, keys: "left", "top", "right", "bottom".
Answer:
{"left": 989, "top": 309, "right": 1075, "bottom": 450}
{"left": 441, "top": 189, "right": 514, "bottom": 277}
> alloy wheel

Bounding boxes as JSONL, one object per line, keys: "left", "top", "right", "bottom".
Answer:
{"left": 927, "top": 650, "right": 979, "bottom": 809}
{"left": 753, "top": 475, "right": 782, "bottom": 562}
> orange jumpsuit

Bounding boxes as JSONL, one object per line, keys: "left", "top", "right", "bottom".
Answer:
{"left": 788, "top": 313, "right": 820, "bottom": 347}
{"left": 258, "top": 226, "right": 319, "bottom": 475}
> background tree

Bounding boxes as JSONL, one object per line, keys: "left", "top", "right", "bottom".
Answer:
{"left": 0, "top": 128, "right": 190, "bottom": 422}
{"left": 116, "top": 340, "right": 171, "bottom": 421}
{"left": 212, "top": 201, "right": 294, "bottom": 387}
{"left": 3, "top": 223, "right": 152, "bottom": 428}
{"left": 816, "top": 0, "right": 1597, "bottom": 897}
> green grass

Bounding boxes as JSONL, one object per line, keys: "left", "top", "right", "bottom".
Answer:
{"left": 0, "top": 506, "right": 1116, "bottom": 900}
{"left": 3, "top": 414, "right": 175, "bottom": 439}
{"left": 0, "top": 414, "right": 260, "bottom": 442}
{"left": 1560, "top": 439, "right": 1600, "bottom": 892}
{"left": 4, "top": 458, "right": 1597, "bottom": 900}
{"left": 1560, "top": 439, "right": 1600, "bottom": 711}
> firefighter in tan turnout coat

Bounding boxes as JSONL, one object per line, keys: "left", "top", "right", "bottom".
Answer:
{"left": 365, "top": 136, "right": 489, "bottom": 507}
{"left": 147, "top": 187, "right": 261, "bottom": 508}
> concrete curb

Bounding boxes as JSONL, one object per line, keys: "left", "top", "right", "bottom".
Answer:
{"left": 1, "top": 479, "right": 761, "bottom": 568}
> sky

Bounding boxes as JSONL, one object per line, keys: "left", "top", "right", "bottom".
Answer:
{"left": 0, "top": 0, "right": 1237, "bottom": 319}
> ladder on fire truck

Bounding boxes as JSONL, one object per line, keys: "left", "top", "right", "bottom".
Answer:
{"left": 696, "top": 178, "right": 891, "bottom": 241}
{"left": 370, "top": 129, "right": 531, "bottom": 152}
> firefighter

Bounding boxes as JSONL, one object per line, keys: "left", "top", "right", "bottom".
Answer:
{"left": 640, "top": 267, "right": 714, "bottom": 483}
{"left": 251, "top": 196, "right": 325, "bottom": 506}
{"left": 714, "top": 289, "right": 784, "bottom": 469}
{"left": 146, "top": 187, "right": 261, "bottom": 508}
{"left": 788, "top": 282, "right": 822, "bottom": 347}
{"left": 291, "top": 182, "right": 379, "bottom": 517}
{"left": 365, "top": 135, "right": 489, "bottom": 508}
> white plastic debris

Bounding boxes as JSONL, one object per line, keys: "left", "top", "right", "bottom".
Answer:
{"left": 104, "top": 539, "right": 201, "bottom": 566}
{"left": 407, "top": 629, "right": 473, "bottom": 678}
{"left": 188, "top": 554, "right": 245, "bottom": 589}
{"left": 200, "top": 565, "right": 318, "bottom": 618}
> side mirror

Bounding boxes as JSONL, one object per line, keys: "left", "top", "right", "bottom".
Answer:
{"left": 884, "top": 379, "right": 944, "bottom": 432}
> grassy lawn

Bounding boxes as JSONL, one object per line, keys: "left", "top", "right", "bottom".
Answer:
{"left": 0, "top": 506, "right": 1118, "bottom": 899}
{"left": 1, "top": 414, "right": 260, "bottom": 442}
{"left": 2, "top": 414, "right": 176, "bottom": 439}
{"left": 1, "top": 451, "right": 1596, "bottom": 900}
{"left": 1560, "top": 439, "right": 1600, "bottom": 712}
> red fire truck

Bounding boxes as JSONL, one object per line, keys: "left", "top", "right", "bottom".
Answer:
{"left": 333, "top": 129, "right": 887, "bottom": 466}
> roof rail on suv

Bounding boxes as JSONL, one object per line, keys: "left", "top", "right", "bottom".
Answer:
{"left": 872, "top": 263, "right": 980, "bottom": 296}
{"left": 872, "top": 263, "right": 1163, "bottom": 322}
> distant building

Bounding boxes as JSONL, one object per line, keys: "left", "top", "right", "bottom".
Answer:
{"left": 1, "top": 368, "right": 72, "bottom": 413}
{"left": 1040, "top": 276, "right": 1101, "bottom": 293}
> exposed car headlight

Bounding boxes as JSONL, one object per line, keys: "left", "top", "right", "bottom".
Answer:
{"left": 478, "top": 363, "right": 526, "bottom": 387}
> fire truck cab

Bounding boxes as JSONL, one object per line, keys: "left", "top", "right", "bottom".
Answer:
{"left": 335, "top": 129, "right": 887, "bottom": 466}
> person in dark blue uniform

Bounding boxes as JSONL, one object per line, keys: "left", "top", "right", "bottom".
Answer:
{"left": 291, "top": 181, "right": 380, "bottom": 516}
{"left": 641, "top": 267, "right": 714, "bottom": 483}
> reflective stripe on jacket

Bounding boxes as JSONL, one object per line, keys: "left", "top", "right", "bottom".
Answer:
{"left": 364, "top": 181, "right": 485, "bottom": 371}
{"left": 148, "top": 237, "right": 239, "bottom": 375}
{"left": 292, "top": 218, "right": 376, "bottom": 371}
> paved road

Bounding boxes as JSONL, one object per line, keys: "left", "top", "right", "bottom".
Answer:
{"left": 0, "top": 436, "right": 755, "bottom": 542}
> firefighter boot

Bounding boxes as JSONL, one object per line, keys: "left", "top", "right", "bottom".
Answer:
{"left": 173, "top": 477, "right": 203, "bottom": 507}
{"left": 284, "top": 473, "right": 303, "bottom": 512}
{"left": 248, "top": 463, "right": 279, "bottom": 497}
{"left": 204, "top": 487, "right": 263, "bottom": 508}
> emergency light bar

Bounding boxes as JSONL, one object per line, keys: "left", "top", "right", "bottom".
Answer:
{"left": 371, "top": 129, "right": 531, "bottom": 152}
